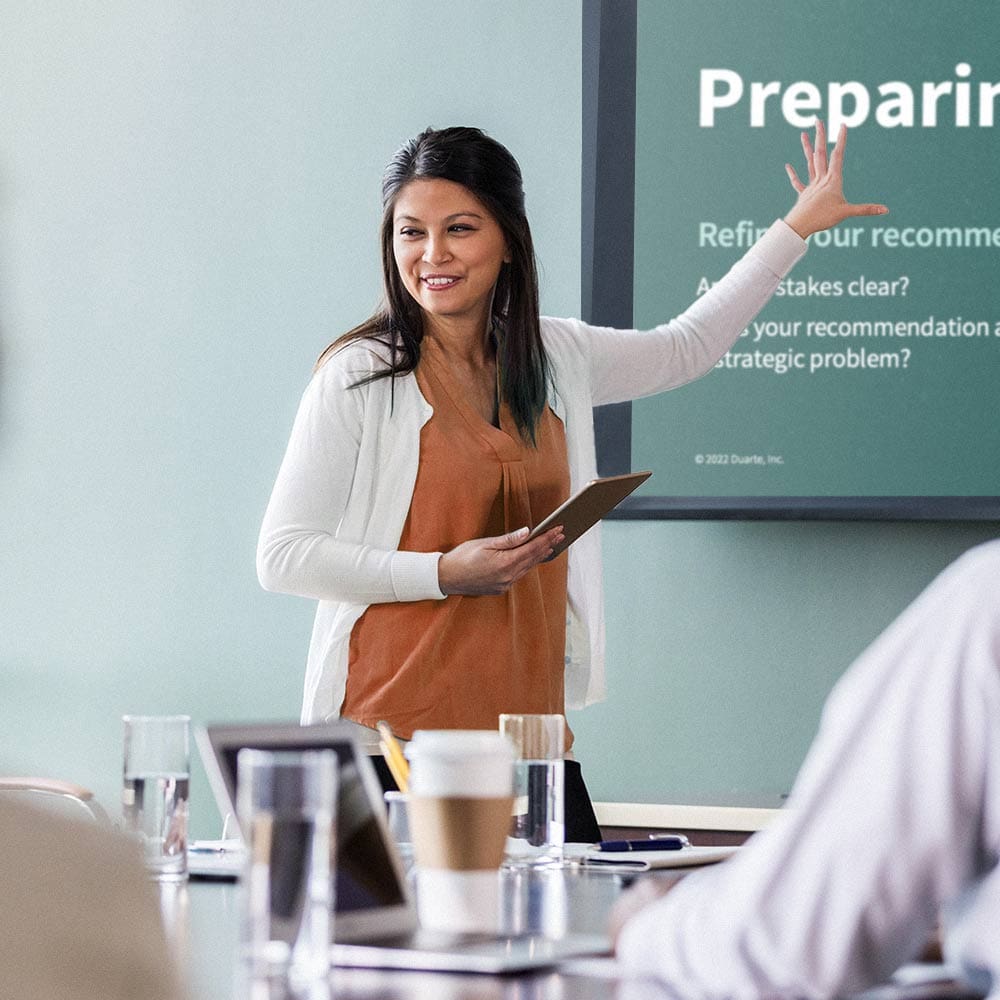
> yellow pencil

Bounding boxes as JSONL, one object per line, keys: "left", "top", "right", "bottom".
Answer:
{"left": 376, "top": 720, "right": 410, "bottom": 793}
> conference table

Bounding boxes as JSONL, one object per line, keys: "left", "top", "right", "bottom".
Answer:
{"left": 164, "top": 863, "right": 636, "bottom": 1000}
{"left": 161, "top": 864, "right": 980, "bottom": 1000}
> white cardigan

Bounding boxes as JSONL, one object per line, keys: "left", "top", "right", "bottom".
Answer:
{"left": 257, "top": 219, "right": 807, "bottom": 724}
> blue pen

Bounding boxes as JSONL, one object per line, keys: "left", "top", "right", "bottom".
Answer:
{"left": 597, "top": 835, "right": 689, "bottom": 852}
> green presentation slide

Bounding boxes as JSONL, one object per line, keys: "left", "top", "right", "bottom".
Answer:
{"left": 630, "top": 0, "right": 999, "bottom": 502}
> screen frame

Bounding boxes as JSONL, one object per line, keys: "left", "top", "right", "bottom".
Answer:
{"left": 583, "top": 0, "right": 1000, "bottom": 522}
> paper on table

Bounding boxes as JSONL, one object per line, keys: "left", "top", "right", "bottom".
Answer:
{"left": 187, "top": 839, "right": 244, "bottom": 878}
{"left": 581, "top": 844, "right": 738, "bottom": 871}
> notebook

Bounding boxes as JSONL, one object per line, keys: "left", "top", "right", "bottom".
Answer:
{"left": 195, "top": 720, "right": 610, "bottom": 973}
{"left": 581, "top": 844, "right": 738, "bottom": 871}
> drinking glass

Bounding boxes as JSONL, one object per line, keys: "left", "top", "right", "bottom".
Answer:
{"left": 498, "top": 713, "right": 566, "bottom": 867}
{"left": 122, "top": 714, "right": 190, "bottom": 882}
{"left": 237, "top": 749, "right": 337, "bottom": 985}
{"left": 383, "top": 790, "right": 414, "bottom": 876}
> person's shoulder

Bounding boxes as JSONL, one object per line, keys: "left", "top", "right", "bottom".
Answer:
{"left": 922, "top": 539, "right": 1000, "bottom": 628}
{"left": 541, "top": 315, "right": 618, "bottom": 373}
{"left": 540, "top": 314, "right": 580, "bottom": 335}
{"left": 0, "top": 799, "right": 146, "bottom": 893}
{"left": 317, "top": 336, "right": 395, "bottom": 375}
{"left": 948, "top": 539, "right": 1000, "bottom": 581}
{"left": 540, "top": 315, "right": 590, "bottom": 351}
{"left": 0, "top": 801, "right": 185, "bottom": 1000}
{"left": 309, "top": 336, "right": 397, "bottom": 393}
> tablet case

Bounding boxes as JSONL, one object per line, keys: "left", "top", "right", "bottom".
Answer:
{"left": 529, "top": 471, "right": 651, "bottom": 558}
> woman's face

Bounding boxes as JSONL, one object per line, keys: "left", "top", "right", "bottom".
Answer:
{"left": 392, "top": 178, "right": 510, "bottom": 333}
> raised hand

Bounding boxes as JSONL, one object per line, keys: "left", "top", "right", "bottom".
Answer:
{"left": 783, "top": 120, "right": 888, "bottom": 239}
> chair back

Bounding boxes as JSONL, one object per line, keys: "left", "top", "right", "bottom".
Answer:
{"left": 0, "top": 777, "right": 111, "bottom": 825}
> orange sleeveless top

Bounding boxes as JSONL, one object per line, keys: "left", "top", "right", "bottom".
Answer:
{"left": 341, "top": 337, "right": 570, "bottom": 742}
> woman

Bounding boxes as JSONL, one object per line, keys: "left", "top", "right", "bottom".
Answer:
{"left": 257, "top": 122, "right": 885, "bottom": 836}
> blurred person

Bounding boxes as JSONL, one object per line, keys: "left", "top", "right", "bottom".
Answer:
{"left": 0, "top": 792, "right": 187, "bottom": 999}
{"left": 613, "top": 540, "right": 1000, "bottom": 999}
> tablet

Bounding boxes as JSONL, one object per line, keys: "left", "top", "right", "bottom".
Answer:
{"left": 529, "top": 471, "right": 651, "bottom": 558}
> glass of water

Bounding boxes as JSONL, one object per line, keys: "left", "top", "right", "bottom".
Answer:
{"left": 498, "top": 713, "right": 566, "bottom": 867}
{"left": 383, "top": 790, "right": 414, "bottom": 876}
{"left": 122, "top": 714, "right": 191, "bottom": 882}
{"left": 237, "top": 749, "right": 338, "bottom": 986}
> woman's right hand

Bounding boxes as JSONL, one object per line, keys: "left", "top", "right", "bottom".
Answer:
{"left": 782, "top": 120, "right": 888, "bottom": 239}
{"left": 437, "top": 525, "right": 565, "bottom": 596}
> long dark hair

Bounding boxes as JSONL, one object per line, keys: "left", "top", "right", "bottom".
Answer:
{"left": 316, "top": 126, "right": 549, "bottom": 444}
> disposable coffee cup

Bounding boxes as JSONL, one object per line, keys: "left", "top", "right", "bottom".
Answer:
{"left": 405, "top": 730, "right": 515, "bottom": 933}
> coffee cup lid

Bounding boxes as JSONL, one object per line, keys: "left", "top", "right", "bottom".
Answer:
{"left": 406, "top": 730, "right": 514, "bottom": 762}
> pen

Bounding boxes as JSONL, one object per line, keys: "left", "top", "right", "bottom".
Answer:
{"left": 597, "top": 835, "right": 689, "bottom": 852}
{"left": 376, "top": 719, "right": 410, "bottom": 794}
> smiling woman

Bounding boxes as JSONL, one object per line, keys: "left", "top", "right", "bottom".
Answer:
{"left": 316, "top": 126, "right": 549, "bottom": 446}
{"left": 392, "top": 178, "right": 510, "bottom": 329}
{"left": 256, "top": 123, "right": 885, "bottom": 841}
{"left": 390, "top": 179, "right": 512, "bottom": 426}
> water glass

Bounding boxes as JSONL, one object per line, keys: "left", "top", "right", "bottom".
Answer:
{"left": 498, "top": 713, "right": 566, "bottom": 867}
{"left": 237, "top": 749, "right": 337, "bottom": 985}
{"left": 384, "top": 790, "right": 414, "bottom": 875}
{"left": 122, "top": 714, "right": 191, "bottom": 882}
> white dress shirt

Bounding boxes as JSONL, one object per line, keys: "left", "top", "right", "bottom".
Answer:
{"left": 617, "top": 540, "right": 1000, "bottom": 998}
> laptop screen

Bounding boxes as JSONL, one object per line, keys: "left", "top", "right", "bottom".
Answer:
{"left": 201, "top": 723, "right": 406, "bottom": 917}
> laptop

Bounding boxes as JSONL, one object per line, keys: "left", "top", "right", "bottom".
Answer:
{"left": 195, "top": 720, "right": 611, "bottom": 973}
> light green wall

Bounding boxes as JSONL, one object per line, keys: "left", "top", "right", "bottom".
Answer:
{"left": 570, "top": 519, "right": 997, "bottom": 808}
{"left": 1, "top": 4, "right": 995, "bottom": 841}
{"left": 572, "top": 0, "right": 1000, "bottom": 807}
{"left": 0, "top": 2, "right": 581, "bottom": 837}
